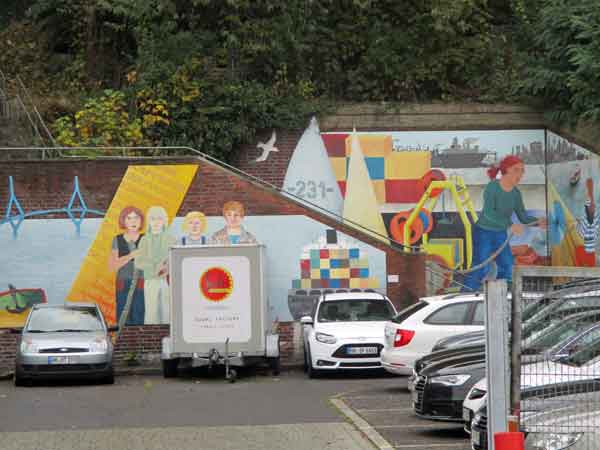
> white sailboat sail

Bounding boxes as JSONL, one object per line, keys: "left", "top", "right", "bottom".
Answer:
{"left": 282, "top": 117, "right": 343, "bottom": 218}
{"left": 343, "top": 131, "right": 389, "bottom": 244}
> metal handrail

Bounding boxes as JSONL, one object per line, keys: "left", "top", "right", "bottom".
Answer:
{"left": 15, "top": 75, "right": 56, "bottom": 148}
{"left": 0, "top": 145, "right": 427, "bottom": 255}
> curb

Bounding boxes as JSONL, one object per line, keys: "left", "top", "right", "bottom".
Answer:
{"left": 330, "top": 398, "right": 395, "bottom": 450}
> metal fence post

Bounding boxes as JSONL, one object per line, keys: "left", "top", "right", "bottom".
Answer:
{"left": 486, "top": 279, "right": 510, "bottom": 450}
{"left": 510, "top": 266, "right": 523, "bottom": 427}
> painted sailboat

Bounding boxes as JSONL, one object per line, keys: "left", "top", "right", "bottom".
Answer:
{"left": 282, "top": 117, "right": 344, "bottom": 218}
{"left": 343, "top": 131, "right": 389, "bottom": 244}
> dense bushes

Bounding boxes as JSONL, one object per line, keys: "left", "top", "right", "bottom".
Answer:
{"left": 1, "top": 0, "right": 598, "bottom": 157}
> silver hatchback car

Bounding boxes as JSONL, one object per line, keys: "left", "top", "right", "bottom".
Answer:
{"left": 14, "top": 303, "right": 117, "bottom": 385}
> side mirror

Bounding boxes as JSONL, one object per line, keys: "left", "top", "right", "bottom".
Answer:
{"left": 10, "top": 327, "right": 23, "bottom": 334}
{"left": 300, "top": 316, "right": 313, "bottom": 325}
{"left": 107, "top": 326, "right": 119, "bottom": 332}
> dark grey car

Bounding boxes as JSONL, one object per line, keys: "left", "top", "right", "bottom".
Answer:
{"left": 14, "top": 303, "right": 117, "bottom": 385}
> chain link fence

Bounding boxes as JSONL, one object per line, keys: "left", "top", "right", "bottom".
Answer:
{"left": 512, "top": 266, "right": 600, "bottom": 450}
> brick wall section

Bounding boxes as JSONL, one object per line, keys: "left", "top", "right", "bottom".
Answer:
{"left": 232, "top": 129, "right": 302, "bottom": 189}
{"left": 0, "top": 322, "right": 297, "bottom": 375}
{"left": 112, "top": 323, "right": 299, "bottom": 365}
{"left": 0, "top": 331, "right": 17, "bottom": 374}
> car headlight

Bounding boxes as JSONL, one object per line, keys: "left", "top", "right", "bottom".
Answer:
{"left": 529, "top": 432, "right": 582, "bottom": 450}
{"left": 20, "top": 339, "right": 39, "bottom": 354}
{"left": 468, "top": 387, "right": 487, "bottom": 400}
{"left": 430, "top": 374, "right": 471, "bottom": 386}
{"left": 315, "top": 332, "right": 337, "bottom": 344}
{"left": 90, "top": 338, "right": 108, "bottom": 353}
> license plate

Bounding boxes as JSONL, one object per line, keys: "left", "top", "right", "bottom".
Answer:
{"left": 48, "top": 356, "right": 78, "bottom": 364}
{"left": 411, "top": 389, "right": 419, "bottom": 404}
{"left": 471, "top": 430, "right": 481, "bottom": 446}
{"left": 347, "top": 346, "right": 378, "bottom": 355}
{"left": 463, "top": 407, "right": 471, "bottom": 422}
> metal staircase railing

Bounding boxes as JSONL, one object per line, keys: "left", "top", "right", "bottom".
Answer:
{"left": 0, "top": 69, "right": 56, "bottom": 157}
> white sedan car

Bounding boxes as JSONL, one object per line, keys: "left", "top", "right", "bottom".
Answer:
{"left": 301, "top": 292, "right": 397, "bottom": 378}
{"left": 381, "top": 293, "right": 484, "bottom": 375}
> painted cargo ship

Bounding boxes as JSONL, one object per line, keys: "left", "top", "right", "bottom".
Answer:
{"left": 288, "top": 230, "right": 380, "bottom": 320}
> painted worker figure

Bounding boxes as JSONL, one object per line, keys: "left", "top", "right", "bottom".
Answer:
{"left": 181, "top": 211, "right": 207, "bottom": 245}
{"left": 463, "top": 156, "right": 547, "bottom": 291}
{"left": 108, "top": 206, "right": 145, "bottom": 325}
{"left": 135, "top": 206, "right": 176, "bottom": 324}
{"left": 209, "top": 201, "right": 258, "bottom": 245}
{"left": 576, "top": 177, "right": 600, "bottom": 267}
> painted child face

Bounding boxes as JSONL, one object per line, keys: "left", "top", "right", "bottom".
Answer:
{"left": 224, "top": 209, "right": 243, "bottom": 229}
{"left": 189, "top": 217, "right": 204, "bottom": 236}
{"left": 149, "top": 215, "right": 165, "bottom": 234}
{"left": 506, "top": 162, "right": 525, "bottom": 184}
{"left": 125, "top": 212, "right": 141, "bottom": 232}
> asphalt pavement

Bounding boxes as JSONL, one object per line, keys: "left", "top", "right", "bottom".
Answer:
{"left": 0, "top": 369, "right": 471, "bottom": 450}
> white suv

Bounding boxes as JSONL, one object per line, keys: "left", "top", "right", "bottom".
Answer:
{"left": 381, "top": 293, "right": 484, "bottom": 375}
{"left": 301, "top": 292, "right": 397, "bottom": 378}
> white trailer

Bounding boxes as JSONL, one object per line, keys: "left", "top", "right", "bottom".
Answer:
{"left": 161, "top": 244, "right": 280, "bottom": 381}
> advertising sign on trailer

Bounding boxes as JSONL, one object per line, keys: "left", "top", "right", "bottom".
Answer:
{"left": 181, "top": 256, "right": 252, "bottom": 343}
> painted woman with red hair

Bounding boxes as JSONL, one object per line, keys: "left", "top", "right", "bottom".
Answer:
{"left": 463, "top": 156, "right": 546, "bottom": 291}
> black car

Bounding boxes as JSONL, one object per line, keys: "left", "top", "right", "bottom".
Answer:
{"left": 413, "top": 359, "right": 485, "bottom": 422}
{"left": 431, "top": 330, "right": 484, "bottom": 352}
{"left": 409, "top": 343, "right": 485, "bottom": 390}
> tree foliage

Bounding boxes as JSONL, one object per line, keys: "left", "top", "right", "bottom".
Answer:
{"left": 3, "top": 0, "right": 598, "bottom": 156}
{"left": 515, "top": 0, "right": 600, "bottom": 127}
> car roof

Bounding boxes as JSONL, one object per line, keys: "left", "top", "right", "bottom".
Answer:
{"left": 422, "top": 291, "right": 544, "bottom": 303}
{"left": 33, "top": 302, "right": 98, "bottom": 309}
{"left": 321, "top": 292, "right": 387, "bottom": 301}
{"left": 422, "top": 293, "right": 483, "bottom": 302}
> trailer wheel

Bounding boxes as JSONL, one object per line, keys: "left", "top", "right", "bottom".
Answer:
{"left": 162, "top": 358, "right": 179, "bottom": 378}
{"left": 268, "top": 357, "right": 281, "bottom": 376}
{"left": 226, "top": 368, "right": 237, "bottom": 383}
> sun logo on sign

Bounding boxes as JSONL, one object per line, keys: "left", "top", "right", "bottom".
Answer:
{"left": 199, "top": 267, "right": 233, "bottom": 302}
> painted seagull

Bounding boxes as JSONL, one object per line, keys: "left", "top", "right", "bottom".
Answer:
{"left": 255, "top": 130, "right": 279, "bottom": 162}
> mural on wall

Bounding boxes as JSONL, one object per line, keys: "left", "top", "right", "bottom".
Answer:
{"left": 546, "top": 131, "right": 600, "bottom": 267}
{"left": 288, "top": 228, "right": 381, "bottom": 320}
{"left": 283, "top": 122, "right": 549, "bottom": 292}
{"left": 0, "top": 165, "right": 386, "bottom": 326}
{"left": 283, "top": 117, "right": 344, "bottom": 217}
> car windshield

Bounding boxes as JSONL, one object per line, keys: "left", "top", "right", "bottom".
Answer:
{"left": 317, "top": 299, "right": 395, "bottom": 322}
{"left": 523, "top": 320, "right": 586, "bottom": 354}
{"left": 27, "top": 307, "right": 104, "bottom": 332}
{"left": 562, "top": 334, "right": 600, "bottom": 367}
{"left": 522, "top": 298, "right": 550, "bottom": 322}
{"left": 391, "top": 300, "right": 428, "bottom": 324}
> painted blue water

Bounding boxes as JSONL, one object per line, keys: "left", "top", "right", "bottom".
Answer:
{"left": 0, "top": 215, "right": 386, "bottom": 322}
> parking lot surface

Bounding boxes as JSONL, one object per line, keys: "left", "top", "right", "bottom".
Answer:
{"left": 335, "top": 374, "right": 471, "bottom": 450}
{"left": 0, "top": 369, "right": 471, "bottom": 450}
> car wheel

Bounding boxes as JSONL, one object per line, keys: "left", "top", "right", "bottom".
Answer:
{"left": 306, "top": 346, "right": 320, "bottom": 379}
{"left": 303, "top": 348, "right": 309, "bottom": 373}
{"left": 268, "top": 357, "right": 281, "bottom": 376}
{"left": 14, "top": 371, "right": 30, "bottom": 387}
{"left": 162, "top": 358, "right": 179, "bottom": 378}
{"left": 102, "top": 371, "right": 115, "bottom": 385}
